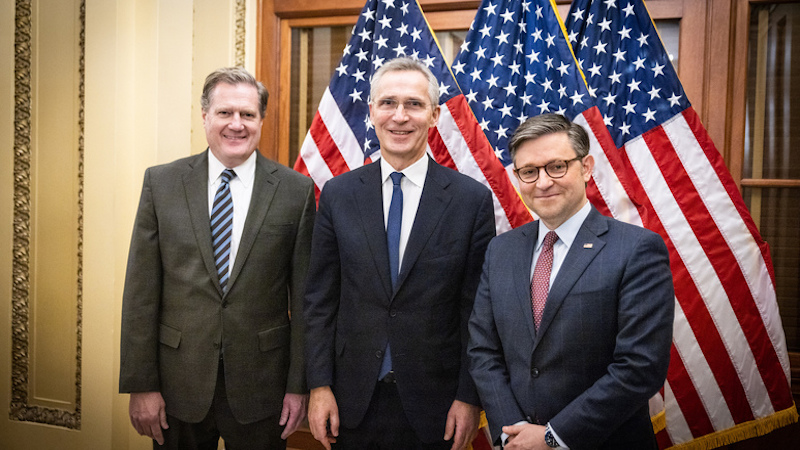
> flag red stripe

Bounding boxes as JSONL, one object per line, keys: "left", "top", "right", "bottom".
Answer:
{"left": 427, "top": 127, "right": 458, "bottom": 170}
{"left": 292, "top": 156, "right": 321, "bottom": 204}
{"left": 309, "top": 113, "right": 350, "bottom": 177}
{"left": 586, "top": 179, "right": 613, "bottom": 218}
{"left": 644, "top": 124, "right": 793, "bottom": 411}
{"left": 293, "top": 152, "right": 310, "bottom": 175}
{"left": 666, "top": 346, "right": 716, "bottom": 438}
{"left": 656, "top": 425, "right": 674, "bottom": 449}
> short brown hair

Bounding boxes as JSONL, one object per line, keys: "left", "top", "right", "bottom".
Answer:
{"left": 508, "top": 114, "right": 589, "bottom": 162}
{"left": 201, "top": 67, "right": 269, "bottom": 118}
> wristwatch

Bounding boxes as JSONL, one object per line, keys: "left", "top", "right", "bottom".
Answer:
{"left": 544, "top": 424, "right": 561, "bottom": 448}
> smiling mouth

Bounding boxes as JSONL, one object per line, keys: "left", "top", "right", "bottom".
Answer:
{"left": 390, "top": 130, "right": 412, "bottom": 135}
{"left": 223, "top": 134, "right": 246, "bottom": 140}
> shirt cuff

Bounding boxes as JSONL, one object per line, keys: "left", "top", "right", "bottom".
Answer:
{"left": 500, "top": 420, "right": 529, "bottom": 447}
{"left": 547, "top": 422, "right": 570, "bottom": 449}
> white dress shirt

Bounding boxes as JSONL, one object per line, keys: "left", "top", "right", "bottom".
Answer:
{"left": 208, "top": 150, "right": 256, "bottom": 281}
{"left": 380, "top": 155, "right": 428, "bottom": 273}
{"left": 529, "top": 201, "right": 592, "bottom": 284}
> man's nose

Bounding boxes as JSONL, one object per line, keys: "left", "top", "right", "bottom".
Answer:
{"left": 228, "top": 113, "right": 244, "bottom": 129}
{"left": 392, "top": 104, "right": 409, "bottom": 121}
{"left": 535, "top": 170, "right": 555, "bottom": 188}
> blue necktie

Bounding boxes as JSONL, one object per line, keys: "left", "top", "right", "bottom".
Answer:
{"left": 379, "top": 171, "right": 403, "bottom": 379}
{"left": 211, "top": 169, "right": 236, "bottom": 293}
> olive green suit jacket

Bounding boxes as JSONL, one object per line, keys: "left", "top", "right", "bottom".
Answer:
{"left": 119, "top": 150, "right": 315, "bottom": 424}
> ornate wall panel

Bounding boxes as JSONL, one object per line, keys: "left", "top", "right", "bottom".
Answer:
{"left": 10, "top": 0, "right": 84, "bottom": 429}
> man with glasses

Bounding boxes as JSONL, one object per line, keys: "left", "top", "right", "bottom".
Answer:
{"left": 468, "top": 114, "right": 674, "bottom": 449}
{"left": 304, "top": 57, "right": 495, "bottom": 449}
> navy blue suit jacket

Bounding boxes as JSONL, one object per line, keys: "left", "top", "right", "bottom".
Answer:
{"left": 304, "top": 158, "right": 495, "bottom": 442}
{"left": 468, "top": 207, "right": 674, "bottom": 449}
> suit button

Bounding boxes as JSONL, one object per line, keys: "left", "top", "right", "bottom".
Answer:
{"left": 531, "top": 368, "right": 540, "bottom": 378}
{"left": 390, "top": 309, "right": 397, "bottom": 317}
{"left": 375, "top": 350, "right": 383, "bottom": 358}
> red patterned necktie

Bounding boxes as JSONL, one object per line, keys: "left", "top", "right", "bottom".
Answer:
{"left": 531, "top": 231, "right": 558, "bottom": 330}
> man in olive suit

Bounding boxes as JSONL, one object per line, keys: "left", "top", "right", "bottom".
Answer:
{"left": 120, "top": 67, "right": 315, "bottom": 450}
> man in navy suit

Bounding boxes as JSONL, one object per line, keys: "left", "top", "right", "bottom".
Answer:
{"left": 304, "top": 57, "right": 496, "bottom": 449}
{"left": 468, "top": 114, "right": 674, "bottom": 449}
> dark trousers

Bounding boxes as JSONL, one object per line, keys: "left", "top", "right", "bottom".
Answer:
{"left": 332, "top": 380, "right": 451, "bottom": 450}
{"left": 155, "top": 359, "right": 285, "bottom": 450}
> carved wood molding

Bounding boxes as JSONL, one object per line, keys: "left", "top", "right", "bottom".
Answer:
{"left": 236, "top": 0, "right": 246, "bottom": 66}
{"left": 9, "top": 0, "right": 84, "bottom": 430}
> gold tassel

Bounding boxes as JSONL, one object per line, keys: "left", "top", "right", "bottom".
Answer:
{"left": 665, "top": 404, "right": 799, "bottom": 449}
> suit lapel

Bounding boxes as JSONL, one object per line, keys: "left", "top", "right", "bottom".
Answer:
{"left": 182, "top": 151, "right": 220, "bottom": 294}
{"left": 227, "top": 153, "right": 279, "bottom": 293}
{"left": 394, "top": 161, "right": 451, "bottom": 294}
{"left": 355, "top": 162, "right": 394, "bottom": 299}
{"left": 534, "top": 208, "right": 608, "bottom": 344}
{"left": 514, "top": 223, "right": 539, "bottom": 343}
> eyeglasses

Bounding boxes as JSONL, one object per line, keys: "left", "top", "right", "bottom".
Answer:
{"left": 514, "top": 157, "right": 583, "bottom": 184}
{"left": 373, "top": 98, "right": 431, "bottom": 114}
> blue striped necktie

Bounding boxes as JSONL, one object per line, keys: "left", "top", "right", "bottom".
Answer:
{"left": 211, "top": 169, "right": 236, "bottom": 293}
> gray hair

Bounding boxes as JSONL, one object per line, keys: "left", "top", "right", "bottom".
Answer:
{"left": 201, "top": 67, "right": 269, "bottom": 118}
{"left": 508, "top": 114, "right": 590, "bottom": 161}
{"left": 370, "top": 57, "right": 439, "bottom": 109}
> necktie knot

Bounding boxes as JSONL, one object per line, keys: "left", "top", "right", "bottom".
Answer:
{"left": 542, "top": 230, "right": 558, "bottom": 250}
{"left": 390, "top": 171, "right": 403, "bottom": 186}
{"left": 220, "top": 168, "right": 236, "bottom": 184}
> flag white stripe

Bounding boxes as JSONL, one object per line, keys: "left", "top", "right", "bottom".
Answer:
{"left": 663, "top": 380, "right": 693, "bottom": 444}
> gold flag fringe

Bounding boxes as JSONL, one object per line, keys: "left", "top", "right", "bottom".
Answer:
{"left": 665, "top": 404, "right": 799, "bottom": 449}
{"left": 652, "top": 409, "right": 667, "bottom": 434}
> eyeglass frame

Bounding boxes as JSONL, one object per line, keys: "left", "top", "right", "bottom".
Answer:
{"left": 371, "top": 97, "right": 432, "bottom": 114}
{"left": 513, "top": 156, "right": 584, "bottom": 184}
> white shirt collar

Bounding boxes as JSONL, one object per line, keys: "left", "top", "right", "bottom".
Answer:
{"left": 208, "top": 149, "right": 256, "bottom": 188}
{"left": 537, "top": 201, "right": 592, "bottom": 250}
{"left": 380, "top": 154, "right": 429, "bottom": 188}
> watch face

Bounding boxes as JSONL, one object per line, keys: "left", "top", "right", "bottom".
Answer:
{"left": 544, "top": 430, "right": 559, "bottom": 447}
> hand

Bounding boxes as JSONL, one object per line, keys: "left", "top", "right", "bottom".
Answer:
{"left": 444, "top": 400, "right": 481, "bottom": 450}
{"left": 128, "top": 391, "right": 169, "bottom": 445}
{"left": 279, "top": 392, "right": 309, "bottom": 439}
{"left": 308, "top": 386, "right": 339, "bottom": 450}
{"left": 502, "top": 423, "right": 548, "bottom": 450}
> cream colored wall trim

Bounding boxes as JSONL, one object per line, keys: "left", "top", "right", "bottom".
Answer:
{"left": 9, "top": 0, "right": 84, "bottom": 430}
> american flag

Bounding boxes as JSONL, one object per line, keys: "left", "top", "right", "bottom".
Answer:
{"left": 293, "top": 0, "right": 531, "bottom": 233}
{"left": 452, "top": 0, "right": 638, "bottom": 224}
{"left": 456, "top": 0, "right": 797, "bottom": 448}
